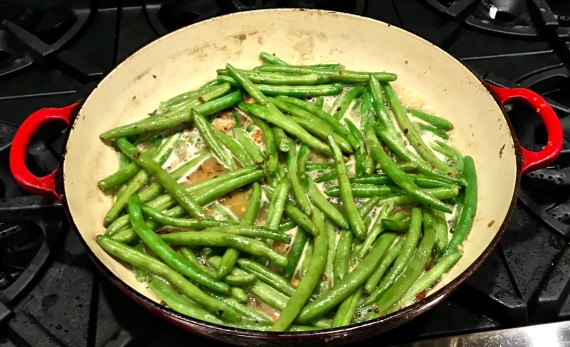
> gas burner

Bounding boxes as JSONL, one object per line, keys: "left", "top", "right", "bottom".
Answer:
{"left": 0, "top": 0, "right": 94, "bottom": 79}
{"left": 144, "top": 0, "right": 366, "bottom": 36}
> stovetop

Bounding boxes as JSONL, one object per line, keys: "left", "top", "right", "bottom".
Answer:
{"left": 1, "top": 1, "right": 570, "bottom": 346}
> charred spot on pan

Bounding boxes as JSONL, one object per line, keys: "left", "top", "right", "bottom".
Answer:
{"left": 499, "top": 144, "right": 505, "bottom": 158}
{"left": 488, "top": 220, "right": 495, "bottom": 227}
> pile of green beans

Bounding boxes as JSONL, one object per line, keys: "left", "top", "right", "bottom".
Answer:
{"left": 96, "top": 51, "right": 477, "bottom": 333}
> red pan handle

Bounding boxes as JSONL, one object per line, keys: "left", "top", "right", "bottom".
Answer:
{"left": 9, "top": 103, "right": 81, "bottom": 201}
{"left": 489, "top": 85, "right": 563, "bottom": 174}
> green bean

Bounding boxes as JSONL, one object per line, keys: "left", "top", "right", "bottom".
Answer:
{"left": 179, "top": 247, "right": 217, "bottom": 278}
{"left": 272, "top": 212, "right": 328, "bottom": 331}
{"left": 98, "top": 140, "right": 160, "bottom": 191}
{"left": 297, "top": 144, "right": 311, "bottom": 180}
{"left": 316, "top": 221, "right": 336, "bottom": 295}
{"left": 217, "top": 248, "right": 240, "bottom": 280}
{"left": 368, "top": 75, "right": 399, "bottom": 135}
{"left": 288, "top": 115, "right": 353, "bottom": 154}
{"left": 300, "top": 237, "right": 313, "bottom": 278}
{"left": 100, "top": 86, "right": 239, "bottom": 140}
{"left": 305, "top": 162, "right": 335, "bottom": 172}
{"left": 259, "top": 52, "right": 288, "bottom": 65}
{"left": 251, "top": 117, "right": 279, "bottom": 178}
{"left": 231, "top": 127, "right": 265, "bottom": 164}
{"left": 108, "top": 169, "right": 264, "bottom": 241}
{"left": 432, "top": 209, "right": 449, "bottom": 257}
{"left": 383, "top": 82, "right": 458, "bottom": 174}
{"left": 331, "top": 286, "right": 362, "bottom": 328}
{"left": 375, "top": 127, "right": 465, "bottom": 186}
{"left": 219, "top": 68, "right": 338, "bottom": 85}
{"left": 147, "top": 276, "right": 226, "bottom": 325}
{"left": 221, "top": 74, "right": 344, "bottom": 97}
{"left": 356, "top": 202, "right": 394, "bottom": 259}
{"left": 254, "top": 65, "right": 340, "bottom": 74}
{"left": 327, "top": 135, "right": 366, "bottom": 240}
{"left": 116, "top": 138, "right": 208, "bottom": 219}
{"left": 359, "top": 89, "right": 373, "bottom": 132}
{"left": 363, "top": 236, "right": 405, "bottom": 294}
{"left": 446, "top": 156, "right": 477, "bottom": 253}
{"left": 408, "top": 107, "right": 454, "bottom": 131}
{"left": 193, "top": 225, "right": 290, "bottom": 242}
{"left": 272, "top": 127, "right": 293, "bottom": 152}
{"left": 286, "top": 145, "right": 312, "bottom": 215}
{"left": 365, "top": 118, "right": 453, "bottom": 213}
{"left": 275, "top": 95, "right": 360, "bottom": 150}
{"left": 160, "top": 83, "right": 227, "bottom": 110}
{"left": 141, "top": 206, "right": 233, "bottom": 229}
{"left": 265, "top": 175, "right": 290, "bottom": 230}
{"left": 210, "top": 201, "right": 239, "bottom": 222}
{"left": 252, "top": 65, "right": 397, "bottom": 83}
{"left": 282, "top": 228, "right": 308, "bottom": 279}
{"left": 374, "top": 208, "right": 437, "bottom": 314}
{"left": 237, "top": 258, "right": 296, "bottom": 296}
{"left": 296, "top": 232, "right": 398, "bottom": 323}
{"left": 209, "top": 292, "right": 272, "bottom": 324}
{"left": 357, "top": 196, "right": 382, "bottom": 219}
{"left": 128, "top": 195, "right": 230, "bottom": 293}
{"left": 359, "top": 207, "right": 423, "bottom": 307}
{"left": 211, "top": 127, "right": 255, "bottom": 167}
{"left": 96, "top": 236, "right": 240, "bottom": 321}
{"left": 160, "top": 231, "right": 288, "bottom": 267}
{"left": 381, "top": 217, "right": 411, "bottom": 232}
{"left": 250, "top": 278, "right": 290, "bottom": 312}
{"left": 306, "top": 180, "right": 349, "bottom": 230}
{"left": 324, "top": 184, "right": 401, "bottom": 198}
{"left": 332, "top": 86, "right": 364, "bottom": 119}
{"left": 193, "top": 110, "right": 236, "bottom": 170}
{"left": 103, "top": 134, "right": 180, "bottom": 225}
{"left": 241, "top": 182, "right": 262, "bottom": 225}
{"left": 279, "top": 219, "right": 296, "bottom": 232}
{"left": 395, "top": 249, "right": 463, "bottom": 311}
{"left": 314, "top": 169, "right": 338, "bottom": 184}
{"left": 416, "top": 122, "right": 449, "bottom": 140}
{"left": 239, "top": 102, "right": 331, "bottom": 156}
{"left": 334, "top": 231, "right": 353, "bottom": 282}
{"left": 350, "top": 173, "right": 453, "bottom": 189}
{"left": 264, "top": 187, "right": 320, "bottom": 236}
{"left": 433, "top": 140, "right": 465, "bottom": 171}
{"left": 230, "top": 287, "right": 249, "bottom": 303}
{"left": 344, "top": 118, "right": 367, "bottom": 176}
{"left": 129, "top": 152, "right": 212, "bottom": 205}
{"left": 269, "top": 97, "right": 354, "bottom": 154}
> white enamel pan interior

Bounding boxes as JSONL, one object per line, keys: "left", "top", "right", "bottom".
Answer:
{"left": 59, "top": 8, "right": 532, "bottom": 345}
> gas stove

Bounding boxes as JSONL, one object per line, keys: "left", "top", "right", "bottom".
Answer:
{"left": 1, "top": 1, "right": 570, "bottom": 346}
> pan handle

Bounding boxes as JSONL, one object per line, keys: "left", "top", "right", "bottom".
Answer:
{"left": 488, "top": 85, "right": 563, "bottom": 174}
{"left": 9, "top": 103, "right": 81, "bottom": 201}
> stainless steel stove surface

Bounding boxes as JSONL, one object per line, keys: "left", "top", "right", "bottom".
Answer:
{"left": 1, "top": 1, "right": 570, "bottom": 346}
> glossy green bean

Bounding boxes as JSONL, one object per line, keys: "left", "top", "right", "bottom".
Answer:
{"left": 363, "top": 236, "right": 405, "bottom": 294}
{"left": 264, "top": 187, "right": 320, "bottom": 236}
{"left": 259, "top": 52, "right": 288, "bottom": 65}
{"left": 332, "top": 86, "right": 364, "bottom": 119}
{"left": 232, "top": 127, "right": 265, "bottom": 164}
{"left": 282, "top": 228, "right": 308, "bottom": 279}
{"left": 265, "top": 175, "right": 290, "bottom": 230}
{"left": 116, "top": 139, "right": 208, "bottom": 219}
{"left": 128, "top": 195, "right": 230, "bottom": 293}
{"left": 272, "top": 213, "right": 328, "bottom": 331}
{"left": 237, "top": 258, "right": 296, "bottom": 296}
{"left": 193, "top": 110, "right": 236, "bottom": 169}
{"left": 100, "top": 86, "right": 239, "bottom": 140}
{"left": 160, "top": 231, "right": 288, "bottom": 267}
{"left": 275, "top": 95, "right": 360, "bottom": 150}
{"left": 344, "top": 118, "right": 367, "bottom": 176}
{"left": 408, "top": 107, "right": 454, "bottom": 131}
{"left": 239, "top": 102, "right": 331, "bottom": 156}
{"left": 147, "top": 275, "right": 226, "bottom": 325}
{"left": 286, "top": 145, "right": 312, "bottom": 215}
{"left": 356, "top": 202, "right": 395, "bottom": 259}
{"left": 252, "top": 65, "right": 397, "bottom": 83}
{"left": 334, "top": 231, "right": 353, "bottom": 282}
{"left": 141, "top": 205, "right": 233, "bottom": 229}
{"left": 359, "top": 207, "right": 423, "bottom": 307}
{"left": 97, "top": 140, "right": 160, "bottom": 191}
{"left": 296, "top": 232, "right": 398, "bottom": 323}
{"left": 211, "top": 127, "right": 255, "bottom": 167}
{"left": 432, "top": 208, "right": 449, "bottom": 257}
{"left": 272, "top": 127, "right": 293, "bottom": 152}
{"left": 306, "top": 180, "right": 349, "bottom": 230}
{"left": 331, "top": 286, "right": 362, "bottom": 328}
{"left": 327, "top": 135, "right": 366, "bottom": 240}
{"left": 96, "top": 235, "right": 240, "bottom": 321}
{"left": 446, "top": 156, "right": 477, "bottom": 252}
{"left": 416, "top": 122, "right": 449, "bottom": 140}
{"left": 324, "top": 184, "right": 401, "bottom": 198}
